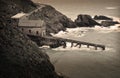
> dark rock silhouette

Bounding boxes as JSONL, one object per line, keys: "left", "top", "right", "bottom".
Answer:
{"left": 94, "top": 15, "right": 113, "bottom": 20}
{"left": 0, "top": 19, "right": 61, "bottom": 78}
{"left": 101, "top": 21, "right": 119, "bottom": 27}
{"left": 0, "top": 0, "right": 66, "bottom": 78}
{"left": 27, "top": 35, "right": 63, "bottom": 48}
{"left": 0, "top": 0, "right": 37, "bottom": 18}
{"left": 75, "top": 14, "right": 101, "bottom": 27}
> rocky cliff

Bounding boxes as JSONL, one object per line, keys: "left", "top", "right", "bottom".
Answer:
{"left": 0, "top": 0, "right": 65, "bottom": 78}
{"left": 75, "top": 14, "right": 101, "bottom": 27}
{"left": 28, "top": 4, "right": 76, "bottom": 34}
{"left": 0, "top": 19, "right": 62, "bottom": 78}
{"left": 0, "top": 0, "right": 75, "bottom": 35}
{"left": 0, "top": 0, "right": 37, "bottom": 18}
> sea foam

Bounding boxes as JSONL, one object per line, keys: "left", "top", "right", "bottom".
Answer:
{"left": 51, "top": 27, "right": 87, "bottom": 38}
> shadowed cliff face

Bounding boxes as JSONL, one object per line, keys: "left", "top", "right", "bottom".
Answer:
{"left": 0, "top": 0, "right": 37, "bottom": 18}
{"left": 0, "top": 22, "right": 58, "bottom": 78}
{"left": 0, "top": 0, "right": 64, "bottom": 78}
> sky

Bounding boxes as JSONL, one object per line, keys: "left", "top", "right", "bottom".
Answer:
{"left": 32, "top": 0, "right": 120, "bottom": 20}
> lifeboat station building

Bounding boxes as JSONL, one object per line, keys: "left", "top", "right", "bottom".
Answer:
{"left": 11, "top": 12, "right": 46, "bottom": 37}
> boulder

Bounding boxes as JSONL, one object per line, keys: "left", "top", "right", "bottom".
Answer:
{"left": 75, "top": 14, "right": 101, "bottom": 27}
{"left": 94, "top": 15, "right": 113, "bottom": 20}
{"left": 101, "top": 21, "right": 119, "bottom": 27}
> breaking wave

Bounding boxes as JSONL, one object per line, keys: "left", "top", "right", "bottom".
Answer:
{"left": 94, "top": 24, "right": 120, "bottom": 33}
{"left": 51, "top": 25, "right": 120, "bottom": 38}
{"left": 50, "top": 25, "right": 119, "bottom": 51}
{"left": 50, "top": 27, "right": 87, "bottom": 38}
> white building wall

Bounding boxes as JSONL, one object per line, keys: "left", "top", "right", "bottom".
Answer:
{"left": 20, "top": 27, "right": 46, "bottom": 36}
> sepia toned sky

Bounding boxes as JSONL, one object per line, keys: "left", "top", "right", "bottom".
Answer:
{"left": 32, "top": 0, "right": 120, "bottom": 20}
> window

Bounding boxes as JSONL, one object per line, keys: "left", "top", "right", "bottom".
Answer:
{"left": 29, "top": 30, "right": 31, "bottom": 33}
{"left": 21, "top": 28, "right": 24, "bottom": 31}
{"left": 36, "top": 31, "right": 39, "bottom": 35}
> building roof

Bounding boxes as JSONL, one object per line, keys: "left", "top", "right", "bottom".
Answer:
{"left": 18, "top": 20, "right": 45, "bottom": 27}
{"left": 11, "top": 12, "right": 26, "bottom": 19}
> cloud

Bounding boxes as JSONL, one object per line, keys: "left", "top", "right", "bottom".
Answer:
{"left": 105, "top": 7, "right": 118, "bottom": 10}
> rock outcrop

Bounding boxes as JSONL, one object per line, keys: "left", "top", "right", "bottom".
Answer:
{"left": 1, "top": 0, "right": 76, "bottom": 35}
{"left": 75, "top": 14, "right": 101, "bottom": 27}
{"left": 0, "top": 19, "right": 62, "bottom": 78}
{"left": 28, "top": 4, "right": 76, "bottom": 34}
{"left": 27, "top": 35, "right": 63, "bottom": 48}
{"left": 101, "top": 21, "right": 120, "bottom": 27}
{"left": 0, "top": 0, "right": 37, "bottom": 18}
{"left": 94, "top": 15, "right": 113, "bottom": 20}
{"left": 0, "top": 0, "right": 65, "bottom": 78}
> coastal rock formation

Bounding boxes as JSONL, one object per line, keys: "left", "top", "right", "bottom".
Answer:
{"left": 0, "top": 0, "right": 37, "bottom": 18}
{"left": 75, "top": 14, "right": 101, "bottom": 27}
{"left": 101, "top": 21, "right": 120, "bottom": 27}
{"left": 94, "top": 15, "right": 113, "bottom": 20}
{"left": 0, "top": 0, "right": 65, "bottom": 78}
{"left": 1, "top": 0, "right": 76, "bottom": 35}
{"left": 27, "top": 35, "right": 63, "bottom": 48}
{"left": 0, "top": 19, "right": 62, "bottom": 78}
{"left": 28, "top": 4, "right": 76, "bottom": 34}
{"left": 0, "top": 0, "right": 76, "bottom": 46}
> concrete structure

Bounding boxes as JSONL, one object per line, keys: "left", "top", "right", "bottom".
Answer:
{"left": 12, "top": 12, "right": 46, "bottom": 37}
{"left": 28, "top": 35, "right": 106, "bottom": 50}
{"left": 43, "top": 36, "right": 105, "bottom": 50}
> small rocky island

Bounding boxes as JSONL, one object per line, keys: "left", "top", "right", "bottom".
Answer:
{"left": 75, "top": 14, "right": 101, "bottom": 27}
{"left": 94, "top": 15, "right": 120, "bottom": 27}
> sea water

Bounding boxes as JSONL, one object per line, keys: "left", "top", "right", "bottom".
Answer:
{"left": 45, "top": 27, "right": 120, "bottom": 78}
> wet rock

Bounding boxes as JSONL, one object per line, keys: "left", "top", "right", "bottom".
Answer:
{"left": 75, "top": 14, "right": 101, "bottom": 27}
{"left": 101, "top": 21, "right": 119, "bottom": 27}
{"left": 94, "top": 15, "right": 113, "bottom": 20}
{"left": 27, "top": 35, "right": 62, "bottom": 48}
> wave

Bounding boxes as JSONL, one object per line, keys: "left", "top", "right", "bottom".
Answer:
{"left": 94, "top": 24, "right": 120, "bottom": 33}
{"left": 51, "top": 25, "right": 120, "bottom": 38}
{"left": 49, "top": 27, "right": 119, "bottom": 51}
{"left": 50, "top": 27, "right": 87, "bottom": 38}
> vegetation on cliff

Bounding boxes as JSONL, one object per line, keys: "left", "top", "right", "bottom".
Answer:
{"left": 0, "top": 0, "right": 65, "bottom": 78}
